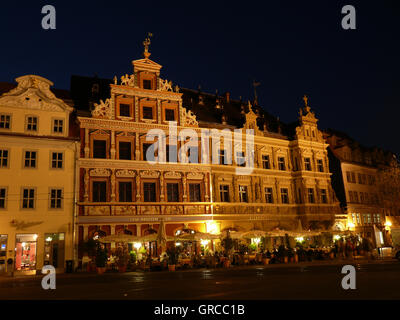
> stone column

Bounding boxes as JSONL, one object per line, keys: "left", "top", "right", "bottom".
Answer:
{"left": 135, "top": 133, "right": 140, "bottom": 161}
{"left": 111, "top": 169, "right": 116, "bottom": 215}
{"left": 110, "top": 130, "right": 116, "bottom": 159}
{"left": 182, "top": 173, "right": 187, "bottom": 202}
{"left": 84, "top": 128, "right": 89, "bottom": 158}
{"left": 110, "top": 225, "right": 116, "bottom": 249}
{"left": 83, "top": 226, "right": 89, "bottom": 241}
{"left": 157, "top": 99, "right": 162, "bottom": 124}
{"left": 84, "top": 169, "right": 89, "bottom": 215}
{"left": 204, "top": 173, "right": 210, "bottom": 202}
{"left": 135, "top": 96, "right": 139, "bottom": 122}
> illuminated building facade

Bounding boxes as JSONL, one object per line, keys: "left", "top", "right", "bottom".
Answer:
{"left": 324, "top": 129, "right": 397, "bottom": 245}
{"left": 75, "top": 42, "right": 342, "bottom": 259}
{"left": 0, "top": 75, "right": 78, "bottom": 273}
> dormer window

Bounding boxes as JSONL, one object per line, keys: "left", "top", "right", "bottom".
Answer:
{"left": 26, "top": 116, "right": 38, "bottom": 132}
{"left": 143, "top": 80, "right": 152, "bottom": 90}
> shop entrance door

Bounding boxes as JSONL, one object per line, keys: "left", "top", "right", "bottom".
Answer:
{"left": 44, "top": 233, "right": 65, "bottom": 269}
{"left": 15, "top": 234, "right": 37, "bottom": 271}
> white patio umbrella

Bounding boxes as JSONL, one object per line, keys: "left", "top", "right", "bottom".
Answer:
{"left": 241, "top": 230, "right": 267, "bottom": 239}
{"left": 98, "top": 234, "right": 140, "bottom": 243}
{"left": 176, "top": 232, "right": 219, "bottom": 242}
{"left": 156, "top": 220, "right": 167, "bottom": 252}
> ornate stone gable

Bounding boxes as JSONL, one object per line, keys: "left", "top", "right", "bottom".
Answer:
{"left": 0, "top": 75, "right": 73, "bottom": 113}
{"left": 242, "top": 101, "right": 261, "bottom": 135}
{"left": 295, "top": 95, "right": 324, "bottom": 143}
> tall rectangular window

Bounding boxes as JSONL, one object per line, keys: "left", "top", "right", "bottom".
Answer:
{"left": 22, "top": 188, "right": 35, "bottom": 209}
{"left": 92, "top": 181, "right": 107, "bottom": 202}
{"left": 119, "top": 142, "right": 131, "bottom": 160}
{"left": 280, "top": 188, "right": 289, "bottom": 204}
{"left": 351, "top": 172, "right": 356, "bottom": 183}
{"left": 0, "top": 188, "right": 6, "bottom": 209}
{"left": 167, "top": 183, "right": 179, "bottom": 202}
{"left": 143, "top": 182, "right": 156, "bottom": 202}
{"left": 353, "top": 191, "right": 359, "bottom": 203}
{"left": 304, "top": 158, "right": 312, "bottom": 171}
{"left": 53, "top": 119, "right": 64, "bottom": 133}
{"left": 317, "top": 159, "right": 324, "bottom": 172}
{"left": 24, "top": 151, "right": 37, "bottom": 168}
{"left": 51, "top": 152, "right": 63, "bottom": 169}
{"left": 93, "top": 140, "right": 107, "bottom": 159}
{"left": 119, "top": 104, "right": 131, "bottom": 117}
{"left": 166, "top": 144, "right": 177, "bottom": 163}
{"left": 238, "top": 185, "right": 248, "bottom": 202}
{"left": 119, "top": 182, "right": 132, "bottom": 202}
{"left": 220, "top": 185, "right": 230, "bottom": 202}
{"left": 165, "top": 109, "right": 175, "bottom": 121}
{"left": 262, "top": 155, "right": 270, "bottom": 169}
{"left": 0, "top": 150, "right": 8, "bottom": 168}
{"left": 346, "top": 171, "right": 351, "bottom": 182}
{"left": 265, "top": 187, "right": 273, "bottom": 203}
{"left": 143, "top": 143, "right": 156, "bottom": 161}
{"left": 278, "top": 157, "right": 286, "bottom": 170}
{"left": 26, "top": 116, "right": 38, "bottom": 131}
{"left": 189, "top": 184, "right": 201, "bottom": 202}
{"left": 307, "top": 188, "right": 315, "bottom": 203}
{"left": 219, "top": 149, "right": 226, "bottom": 165}
{"left": 236, "top": 151, "right": 245, "bottom": 167}
{"left": 142, "top": 106, "right": 154, "bottom": 119}
{"left": 0, "top": 114, "right": 10, "bottom": 129}
{"left": 50, "top": 189, "right": 63, "bottom": 209}
{"left": 321, "top": 189, "right": 327, "bottom": 203}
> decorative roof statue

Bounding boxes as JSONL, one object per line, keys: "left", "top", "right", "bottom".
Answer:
{"left": 303, "top": 94, "right": 311, "bottom": 113}
{"left": 143, "top": 32, "right": 153, "bottom": 59}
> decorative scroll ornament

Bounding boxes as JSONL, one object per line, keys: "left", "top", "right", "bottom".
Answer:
{"left": 140, "top": 170, "right": 160, "bottom": 178}
{"left": 116, "top": 169, "right": 136, "bottom": 177}
{"left": 182, "top": 107, "right": 198, "bottom": 127}
{"left": 92, "top": 98, "right": 112, "bottom": 119}
{"left": 164, "top": 171, "right": 182, "bottom": 179}
{"left": 187, "top": 172, "right": 204, "bottom": 180}
{"left": 90, "top": 168, "right": 111, "bottom": 177}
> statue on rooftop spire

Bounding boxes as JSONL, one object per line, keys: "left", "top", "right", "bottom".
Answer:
{"left": 143, "top": 32, "right": 153, "bottom": 59}
{"left": 303, "top": 94, "right": 311, "bottom": 113}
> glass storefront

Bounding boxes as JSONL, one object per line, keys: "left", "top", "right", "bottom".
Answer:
{"left": 44, "top": 233, "right": 65, "bottom": 268}
{"left": 15, "top": 234, "right": 37, "bottom": 271}
{"left": 0, "top": 235, "right": 7, "bottom": 273}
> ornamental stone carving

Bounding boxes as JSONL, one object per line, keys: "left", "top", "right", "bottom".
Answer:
{"left": 187, "top": 172, "right": 204, "bottom": 180}
{"left": 140, "top": 170, "right": 160, "bottom": 178}
{"left": 158, "top": 78, "right": 173, "bottom": 91}
{"left": 182, "top": 107, "right": 198, "bottom": 127}
{"left": 0, "top": 75, "right": 73, "bottom": 113}
{"left": 164, "top": 171, "right": 182, "bottom": 179}
{"left": 116, "top": 169, "right": 136, "bottom": 177}
{"left": 92, "top": 98, "right": 112, "bottom": 119}
{"left": 90, "top": 168, "right": 111, "bottom": 177}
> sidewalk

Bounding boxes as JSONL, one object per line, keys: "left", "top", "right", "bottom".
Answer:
{"left": 0, "top": 257, "right": 396, "bottom": 283}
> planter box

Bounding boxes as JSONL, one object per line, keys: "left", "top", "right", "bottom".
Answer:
{"left": 168, "top": 264, "right": 176, "bottom": 271}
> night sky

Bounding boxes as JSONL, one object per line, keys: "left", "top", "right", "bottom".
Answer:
{"left": 1, "top": 1, "right": 400, "bottom": 155}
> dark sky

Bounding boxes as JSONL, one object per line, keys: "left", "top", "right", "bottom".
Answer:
{"left": 1, "top": 1, "right": 400, "bottom": 155}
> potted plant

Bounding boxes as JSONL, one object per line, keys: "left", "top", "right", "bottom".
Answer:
{"left": 95, "top": 244, "right": 108, "bottom": 274}
{"left": 128, "top": 251, "right": 137, "bottom": 271}
{"left": 221, "top": 234, "right": 234, "bottom": 268}
{"left": 166, "top": 246, "right": 181, "bottom": 271}
{"left": 116, "top": 247, "right": 129, "bottom": 273}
